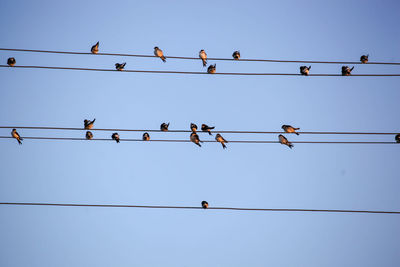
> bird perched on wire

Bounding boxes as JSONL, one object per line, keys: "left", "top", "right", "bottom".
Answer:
{"left": 279, "top": 134, "right": 293, "bottom": 149}
{"left": 232, "top": 51, "right": 240, "bottom": 60}
{"left": 112, "top": 133, "right": 120, "bottom": 143}
{"left": 215, "top": 133, "right": 228, "bottom": 149}
{"left": 11, "top": 129, "right": 23, "bottom": 145}
{"left": 341, "top": 66, "right": 354, "bottom": 76}
{"left": 207, "top": 64, "right": 216, "bottom": 74}
{"left": 91, "top": 42, "right": 99, "bottom": 54}
{"left": 160, "top": 122, "right": 170, "bottom": 131}
{"left": 7, "top": 57, "right": 16, "bottom": 67}
{"left": 201, "top": 124, "right": 215, "bottom": 135}
{"left": 360, "top": 54, "right": 369, "bottom": 64}
{"left": 190, "top": 123, "right": 198, "bottom": 132}
{"left": 201, "top": 201, "right": 209, "bottom": 209}
{"left": 300, "top": 66, "right": 311, "bottom": 76}
{"left": 143, "top": 132, "right": 150, "bottom": 141}
{"left": 115, "top": 62, "right": 126, "bottom": 71}
{"left": 190, "top": 132, "right": 202, "bottom": 147}
{"left": 395, "top": 134, "right": 400, "bottom": 143}
{"left": 86, "top": 131, "right": 93, "bottom": 140}
{"left": 282, "top": 125, "right": 300, "bottom": 135}
{"left": 199, "top": 50, "right": 207, "bottom": 67}
{"left": 84, "top": 119, "right": 95, "bottom": 129}
{"left": 154, "top": 46, "right": 166, "bottom": 62}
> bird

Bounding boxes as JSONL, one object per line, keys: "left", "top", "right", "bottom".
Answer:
{"left": 115, "top": 62, "right": 126, "bottom": 71}
{"left": 341, "top": 66, "right": 354, "bottom": 76}
{"left": 190, "top": 132, "right": 202, "bottom": 147}
{"left": 360, "top": 54, "right": 369, "bottom": 64}
{"left": 160, "top": 122, "right": 170, "bottom": 131}
{"left": 85, "top": 131, "right": 93, "bottom": 140}
{"left": 279, "top": 134, "right": 293, "bottom": 149}
{"left": 395, "top": 134, "right": 400, "bottom": 143}
{"left": 190, "top": 123, "right": 198, "bottom": 132}
{"left": 11, "top": 129, "right": 22, "bottom": 145}
{"left": 142, "top": 132, "right": 150, "bottom": 141}
{"left": 154, "top": 46, "right": 166, "bottom": 62}
{"left": 232, "top": 51, "right": 240, "bottom": 60}
{"left": 91, "top": 42, "right": 99, "bottom": 54}
{"left": 215, "top": 133, "right": 228, "bottom": 149}
{"left": 201, "top": 124, "right": 215, "bottom": 135}
{"left": 84, "top": 119, "right": 96, "bottom": 129}
{"left": 282, "top": 125, "right": 300, "bottom": 135}
{"left": 201, "top": 201, "right": 209, "bottom": 209}
{"left": 112, "top": 132, "right": 120, "bottom": 143}
{"left": 7, "top": 57, "right": 16, "bottom": 67}
{"left": 300, "top": 66, "right": 311, "bottom": 76}
{"left": 207, "top": 64, "right": 216, "bottom": 74}
{"left": 199, "top": 50, "right": 207, "bottom": 67}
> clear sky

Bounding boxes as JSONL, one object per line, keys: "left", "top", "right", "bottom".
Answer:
{"left": 0, "top": 1, "right": 399, "bottom": 266}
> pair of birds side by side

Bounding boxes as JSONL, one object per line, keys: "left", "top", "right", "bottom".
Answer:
{"left": 299, "top": 65, "right": 356, "bottom": 76}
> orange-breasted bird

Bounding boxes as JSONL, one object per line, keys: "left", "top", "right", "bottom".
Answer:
{"left": 282, "top": 125, "right": 300, "bottom": 135}
{"left": 190, "top": 132, "right": 202, "bottom": 147}
{"left": 11, "top": 129, "right": 22, "bottom": 145}
{"left": 215, "top": 133, "right": 228, "bottom": 149}
{"left": 201, "top": 124, "right": 215, "bottom": 135}
{"left": 199, "top": 50, "right": 207, "bottom": 67}
{"left": 91, "top": 42, "right": 99, "bottom": 54}
{"left": 112, "top": 132, "right": 120, "bottom": 143}
{"left": 154, "top": 46, "right": 166, "bottom": 62}
{"left": 84, "top": 119, "right": 95, "bottom": 129}
{"left": 279, "top": 134, "right": 293, "bottom": 149}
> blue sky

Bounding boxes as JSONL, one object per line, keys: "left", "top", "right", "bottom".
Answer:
{"left": 0, "top": 1, "right": 399, "bottom": 266}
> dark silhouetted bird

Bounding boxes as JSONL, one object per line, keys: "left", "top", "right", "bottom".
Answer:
{"left": 7, "top": 57, "right": 16, "bottom": 67}
{"left": 190, "top": 132, "right": 202, "bottom": 147}
{"left": 91, "top": 42, "right": 99, "bottom": 54}
{"left": 143, "top": 132, "right": 150, "bottom": 141}
{"left": 201, "top": 124, "right": 215, "bottom": 135}
{"left": 341, "top": 66, "right": 354, "bottom": 76}
{"left": 395, "top": 134, "right": 400, "bottom": 143}
{"left": 215, "top": 133, "right": 228, "bottom": 149}
{"left": 112, "top": 133, "right": 120, "bottom": 143}
{"left": 282, "top": 125, "right": 300, "bottom": 135}
{"left": 190, "top": 123, "right": 198, "bottom": 132}
{"left": 232, "top": 51, "right": 240, "bottom": 60}
{"left": 201, "top": 201, "right": 209, "bottom": 209}
{"left": 84, "top": 119, "right": 95, "bottom": 129}
{"left": 199, "top": 50, "right": 207, "bottom": 67}
{"left": 207, "top": 64, "right": 216, "bottom": 74}
{"left": 300, "top": 66, "right": 311, "bottom": 76}
{"left": 360, "top": 54, "right": 369, "bottom": 64}
{"left": 160, "top": 122, "right": 170, "bottom": 131}
{"left": 279, "top": 134, "right": 293, "bottom": 149}
{"left": 154, "top": 47, "right": 166, "bottom": 62}
{"left": 115, "top": 62, "right": 126, "bottom": 71}
{"left": 11, "top": 129, "right": 22, "bottom": 145}
{"left": 86, "top": 131, "right": 93, "bottom": 140}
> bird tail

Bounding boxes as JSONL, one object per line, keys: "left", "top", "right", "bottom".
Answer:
{"left": 208, "top": 131, "right": 212, "bottom": 136}
{"left": 197, "top": 143, "right": 202, "bottom": 147}
{"left": 116, "top": 139, "right": 120, "bottom": 143}
{"left": 17, "top": 139, "right": 22, "bottom": 145}
{"left": 295, "top": 132, "right": 299, "bottom": 135}
{"left": 161, "top": 56, "right": 166, "bottom": 62}
{"left": 222, "top": 143, "right": 227, "bottom": 149}
{"left": 288, "top": 143, "right": 294, "bottom": 149}
{"left": 92, "top": 118, "right": 96, "bottom": 123}
{"left": 350, "top": 66, "right": 354, "bottom": 71}
{"left": 202, "top": 59, "right": 207, "bottom": 67}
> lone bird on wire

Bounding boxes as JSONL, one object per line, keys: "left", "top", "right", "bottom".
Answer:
{"left": 154, "top": 46, "right": 166, "bottom": 62}
{"left": 112, "top": 133, "right": 120, "bottom": 143}
{"left": 279, "top": 134, "right": 293, "bottom": 149}
{"left": 360, "top": 54, "right": 369, "bottom": 64}
{"left": 282, "top": 125, "right": 300, "bottom": 135}
{"left": 115, "top": 62, "right": 126, "bottom": 71}
{"left": 215, "top": 133, "right": 228, "bottom": 149}
{"left": 201, "top": 201, "right": 209, "bottom": 209}
{"left": 91, "top": 42, "right": 99, "bottom": 54}
{"left": 207, "top": 64, "right": 216, "bottom": 74}
{"left": 232, "top": 51, "right": 240, "bottom": 60}
{"left": 341, "top": 66, "right": 354, "bottom": 76}
{"left": 201, "top": 124, "right": 215, "bottom": 135}
{"left": 395, "top": 134, "right": 400, "bottom": 143}
{"left": 300, "top": 66, "right": 311, "bottom": 76}
{"left": 84, "top": 119, "right": 96, "bottom": 129}
{"left": 199, "top": 50, "right": 207, "bottom": 67}
{"left": 11, "top": 129, "right": 23, "bottom": 145}
{"left": 7, "top": 57, "right": 16, "bottom": 67}
{"left": 142, "top": 132, "right": 150, "bottom": 141}
{"left": 85, "top": 131, "right": 93, "bottom": 140}
{"left": 160, "top": 122, "right": 170, "bottom": 131}
{"left": 190, "top": 123, "right": 198, "bottom": 132}
{"left": 190, "top": 132, "right": 202, "bottom": 147}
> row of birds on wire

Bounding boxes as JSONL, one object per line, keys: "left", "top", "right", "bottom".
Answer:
{"left": 4, "top": 42, "right": 371, "bottom": 76}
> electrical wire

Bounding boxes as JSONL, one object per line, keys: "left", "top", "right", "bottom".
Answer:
{"left": 1, "top": 48, "right": 400, "bottom": 65}
{"left": 2, "top": 65, "right": 400, "bottom": 76}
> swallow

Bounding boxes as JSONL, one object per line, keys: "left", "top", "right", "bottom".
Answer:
{"left": 232, "top": 51, "right": 240, "bottom": 60}
{"left": 395, "top": 134, "right": 400, "bottom": 143}
{"left": 154, "top": 46, "right": 166, "bottom": 62}
{"left": 199, "top": 50, "right": 207, "bottom": 67}
{"left": 115, "top": 62, "right": 126, "bottom": 71}
{"left": 207, "top": 64, "right": 216, "bottom": 74}
{"left": 91, "top": 41, "right": 99, "bottom": 54}
{"left": 112, "top": 132, "right": 120, "bottom": 143}
{"left": 191, "top": 123, "right": 198, "bottom": 132}
{"left": 282, "top": 125, "right": 300, "bottom": 135}
{"left": 190, "top": 132, "right": 202, "bottom": 147}
{"left": 201, "top": 124, "right": 215, "bottom": 135}
{"left": 360, "top": 54, "right": 369, "bottom": 64}
{"left": 341, "top": 66, "right": 354, "bottom": 76}
{"left": 7, "top": 57, "right": 16, "bottom": 67}
{"left": 201, "top": 201, "right": 209, "bottom": 209}
{"left": 279, "top": 134, "right": 293, "bottom": 149}
{"left": 160, "top": 122, "right": 170, "bottom": 131}
{"left": 11, "top": 129, "right": 22, "bottom": 145}
{"left": 84, "top": 119, "right": 96, "bottom": 129}
{"left": 300, "top": 66, "right": 311, "bottom": 76}
{"left": 86, "top": 131, "right": 93, "bottom": 140}
{"left": 143, "top": 132, "right": 150, "bottom": 141}
{"left": 215, "top": 133, "right": 228, "bottom": 149}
